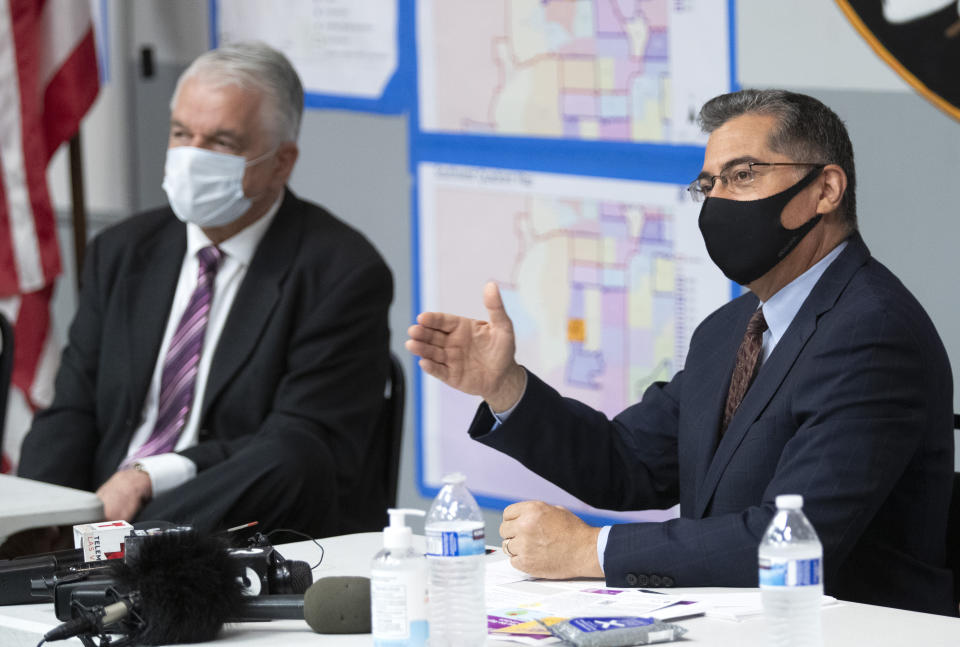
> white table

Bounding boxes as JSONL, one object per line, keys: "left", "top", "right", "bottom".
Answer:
{"left": 0, "top": 474, "right": 103, "bottom": 538}
{"left": 1, "top": 531, "right": 958, "bottom": 646}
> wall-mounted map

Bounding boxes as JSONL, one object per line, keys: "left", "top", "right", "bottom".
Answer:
{"left": 417, "top": 163, "right": 730, "bottom": 521}
{"left": 417, "top": 0, "right": 730, "bottom": 143}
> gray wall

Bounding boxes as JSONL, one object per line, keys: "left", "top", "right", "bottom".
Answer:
{"left": 44, "top": 1, "right": 960, "bottom": 541}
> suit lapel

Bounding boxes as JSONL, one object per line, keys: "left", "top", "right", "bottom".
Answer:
{"left": 693, "top": 234, "right": 871, "bottom": 518}
{"left": 118, "top": 220, "right": 185, "bottom": 420}
{"left": 200, "top": 192, "right": 302, "bottom": 420}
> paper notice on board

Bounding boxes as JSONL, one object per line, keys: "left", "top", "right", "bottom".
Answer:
{"left": 217, "top": 0, "right": 397, "bottom": 99}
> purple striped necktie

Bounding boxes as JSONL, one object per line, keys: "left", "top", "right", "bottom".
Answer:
{"left": 126, "top": 245, "right": 223, "bottom": 464}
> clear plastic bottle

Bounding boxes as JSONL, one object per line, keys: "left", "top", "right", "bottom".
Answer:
{"left": 425, "top": 473, "right": 486, "bottom": 647}
{"left": 759, "top": 494, "right": 823, "bottom": 647}
{"left": 371, "top": 508, "right": 428, "bottom": 647}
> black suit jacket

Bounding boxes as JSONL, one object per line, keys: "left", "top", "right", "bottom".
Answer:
{"left": 19, "top": 189, "right": 393, "bottom": 534}
{"left": 471, "top": 233, "right": 955, "bottom": 615}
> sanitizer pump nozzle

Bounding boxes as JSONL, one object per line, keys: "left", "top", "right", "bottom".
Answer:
{"left": 383, "top": 508, "right": 425, "bottom": 550}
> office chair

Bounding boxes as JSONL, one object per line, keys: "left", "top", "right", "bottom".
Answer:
{"left": 0, "top": 313, "right": 13, "bottom": 470}
{"left": 384, "top": 351, "right": 406, "bottom": 508}
{"left": 948, "top": 414, "right": 960, "bottom": 614}
{"left": 339, "top": 351, "right": 406, "bottom": 533}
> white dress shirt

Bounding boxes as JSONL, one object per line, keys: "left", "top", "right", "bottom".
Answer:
{"left": 123, "top": 197, "right": 281, "bottom": 496}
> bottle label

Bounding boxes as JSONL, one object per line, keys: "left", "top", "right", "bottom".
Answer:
{"left": 371, "top": 568, "right": 428, "bottom": 645}
{"left": 425, "top": 527, "right": 485, "bottom": 556}
{"left": 758, "top": 556, "right": 821, "bottom": 587}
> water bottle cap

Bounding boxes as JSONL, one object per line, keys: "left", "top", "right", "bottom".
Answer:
{"left": 441, "top": 472, "right": 466, "bottom": 485}
{"left": 775, "top": 494, "right": 803, "bottom": 509}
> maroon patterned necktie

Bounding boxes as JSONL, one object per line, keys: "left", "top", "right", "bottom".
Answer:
{"left": 721, "top": 308, "right": 767, "bottom": 435}
{"left": 125, "top": 246, "right": 222, "bottom": 463}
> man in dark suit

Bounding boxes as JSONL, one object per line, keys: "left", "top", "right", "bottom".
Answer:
{"left": 16, "top": 42, "right": 392, "bottom": 539}
{"left": 406, "top": 90, "right": 955, "bottom": 615}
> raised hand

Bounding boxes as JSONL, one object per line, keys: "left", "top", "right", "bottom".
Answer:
{"left": 405, "top": 282, "right": 526, "bottom": 411}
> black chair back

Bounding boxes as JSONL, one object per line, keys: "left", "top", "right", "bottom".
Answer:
{"left": 384, "top": 352, "right": 405, "bottom": 508}
{"left": 337, "top": 351, "right": 406, "bottom": 533}
{"left": 950, "top": 473, "right": 960, "bottom": 612}
{"left": 0, "top": 313, "right": 13, "bottom": 465}
{"left": 948, "top": 414, "right": 960, "bottom": 614}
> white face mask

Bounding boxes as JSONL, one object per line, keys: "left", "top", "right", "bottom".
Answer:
{"left": 161, "top": 146, "right": 274, "bottom": 228}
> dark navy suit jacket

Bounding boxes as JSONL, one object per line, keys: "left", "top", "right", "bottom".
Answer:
{"left": 470, "top": 233, "right": 955, "bottom": 615}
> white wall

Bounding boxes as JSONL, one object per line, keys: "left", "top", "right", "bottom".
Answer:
{"left": 737, "top": 0, "right": 909, "bottom": 92}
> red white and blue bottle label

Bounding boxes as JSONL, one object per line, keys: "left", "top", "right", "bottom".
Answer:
{"left": 759, "top": 557, "right": 822, "bottom": 587}
{"left": 425, "top": 527, "right": 485, "bottom": 556}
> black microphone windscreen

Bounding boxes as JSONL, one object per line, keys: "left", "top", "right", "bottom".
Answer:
{"left": 109, "top": 530, "right": 244, "bottom": 645}
{"left": 303, "top": 576, "right": 371, "bottom": 634}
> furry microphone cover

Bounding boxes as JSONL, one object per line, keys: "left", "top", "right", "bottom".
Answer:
{"left": 109, "top": 530, "right": 245, "bottom": 644}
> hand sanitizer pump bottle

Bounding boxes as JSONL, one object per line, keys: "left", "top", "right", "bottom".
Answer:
{"left": 371, "top": 508, "right": 428, "bottom": 647}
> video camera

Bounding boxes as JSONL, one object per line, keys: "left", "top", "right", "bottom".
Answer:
{"left": 0, "top": 525, "right": 312, "bottom": 609}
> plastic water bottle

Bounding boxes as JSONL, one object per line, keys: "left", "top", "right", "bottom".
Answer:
{"left": 759, "top": 494, "right": 823, "bottom": 647}
{"left": 425, "top": 473, "right": 486, "bottom": 647}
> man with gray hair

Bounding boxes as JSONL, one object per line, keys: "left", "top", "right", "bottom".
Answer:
{"left": 407, "top": 89, "right": 955, "bottom": 614}
{"left": 16, "top": 42, "right": 393, "bottom": 540}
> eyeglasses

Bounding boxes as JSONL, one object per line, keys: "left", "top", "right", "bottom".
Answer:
{"left": 686, "top": 162, "right": 825, "bottom": 203}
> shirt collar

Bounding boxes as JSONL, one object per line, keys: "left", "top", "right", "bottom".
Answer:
{"left": 760, "top": 239, "right": 848, "bottom": 351}
{"left": 186, "top": 194, "right": 283, "bottom": 266}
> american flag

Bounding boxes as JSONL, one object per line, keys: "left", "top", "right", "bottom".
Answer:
{"left": 0, "top": 0, "right": 99, "bottom": 472}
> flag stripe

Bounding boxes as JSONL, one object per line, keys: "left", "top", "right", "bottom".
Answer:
{"left": 12, "top": 0, "right": 73, "bottom": 291}
{"left": 0, "top": 165, "right": 19, "bottom": 295}
{"left": 38, "top": 0, "right": 91, "bottom": 87}
{"left": 0, "top": 0, "right": 42, "bottom": 294}
{"left": 13, "top": 286, "right": 51, "bottom": 408}
{"left": 41, "top": 29, "right": 98, "bottom": 162}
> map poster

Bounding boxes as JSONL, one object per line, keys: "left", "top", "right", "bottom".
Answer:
{"left": 417, "top": 0, "right": 730, "bottom": 144}
{"left": 416, "top": 162, "right": 730, "bottom": 523}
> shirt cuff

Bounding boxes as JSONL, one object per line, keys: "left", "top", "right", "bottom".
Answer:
{"left": 132, "top": 453, "right": 197, "bottom": 497}
{"left": 596, "top": 525, "right": 611, "bottom": 574}
{"left": 489, "top": 368, "right": 529, "bottom": 428}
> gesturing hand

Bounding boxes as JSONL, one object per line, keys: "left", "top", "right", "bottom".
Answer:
{"left": 406, "top": 282, "right": 526, "bottom": 412}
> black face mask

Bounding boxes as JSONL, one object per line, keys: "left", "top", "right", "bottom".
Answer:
{"left": 697, "top": 166, "right": 824, "bottom": 285}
